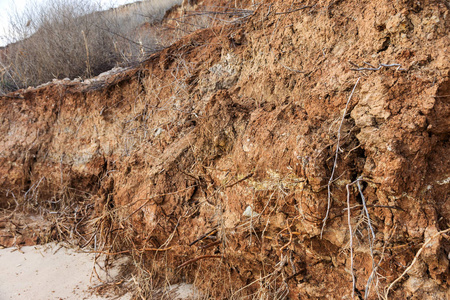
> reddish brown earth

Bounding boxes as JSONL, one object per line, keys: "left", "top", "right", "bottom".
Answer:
{"left": 1, "top": 0, "right": 449, "bottom": 299}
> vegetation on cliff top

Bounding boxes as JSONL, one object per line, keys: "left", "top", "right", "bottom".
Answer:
{"left": 0, "top": 0, "right": 181, "bottom": 93}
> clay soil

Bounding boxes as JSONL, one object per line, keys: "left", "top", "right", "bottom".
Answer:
{"left": 1, "top": 0, "right": 449, "bottom": 299}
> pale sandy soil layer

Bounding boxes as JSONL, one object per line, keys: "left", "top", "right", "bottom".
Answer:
{"left": 0, "top": 243, "right": 131, "bottom": 300}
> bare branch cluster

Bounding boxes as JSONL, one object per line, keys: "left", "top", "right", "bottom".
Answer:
{"left": 0, "top": 0, "right": 182, "bottom": 93}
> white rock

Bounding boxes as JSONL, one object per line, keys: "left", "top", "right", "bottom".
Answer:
{"left": 243, "top": 205, "right": 259, "bottom": 218}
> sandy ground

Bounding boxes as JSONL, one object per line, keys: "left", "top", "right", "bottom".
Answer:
{"left": 0, "top": 243, "right": 199, "bottom": 300}
{"left": 0, "top": 243, "right": 132, "bottom": 300}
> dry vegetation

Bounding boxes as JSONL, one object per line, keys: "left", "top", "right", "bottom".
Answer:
{"left": 0, "top": 0, "right": 182, "bottom": 93}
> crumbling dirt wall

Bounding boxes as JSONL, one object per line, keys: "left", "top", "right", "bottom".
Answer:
{"left": 1, "top": 0, "right": 449, "bottom": 299}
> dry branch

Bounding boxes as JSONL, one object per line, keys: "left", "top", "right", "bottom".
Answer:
{"left": 177, "top": 255, "right": 222, "bottom": 269}
{"left": 321, "top": 77, "right": 361, "bottom": 237}
{"left": 346, "top": 182, "right": 356, "bottom": 299}
{"left": 274, "top": 4, "right": 316, "bottom": 15}
{"left": 189, "top": 228, "right": 218, "bottom": 246}
{"left": 350, "top": 63, "right": 406, "bottom": 72}
{"left": 385, "top": 228, "right": 450, "bottom": 299}
{"left": 224, "top": 172, "right": 254, "bottom": 188}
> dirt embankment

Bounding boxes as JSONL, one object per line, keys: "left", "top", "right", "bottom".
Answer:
{"left": 1, "top": 0, "right": 449, "bottom": 299}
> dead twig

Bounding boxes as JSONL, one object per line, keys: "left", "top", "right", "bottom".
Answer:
{"left": 141, "top": 247, "right": 172, "bottom": 252}
{"left": 350, "top": 63, "right": 406, "bottom": 72}
{"left": 89, "top": 246, "right": 172, "bottom": 256}
{"left": 275, "top": 4, "right": 316, "bottom": 15}
{"left": 280, "top": 64, "right": 305, "bottom": 73}
{"left": 177, "top": 255, "right": 222, "bottom": 269}
{"left": 343, "top": 204, "right": 405, "bottom": 212}
{"left": 346, "top": 181, "right": 356, "bottom": 299}
{"left": 279, "top": 219, "right": 295, "bottom": 252}
{"left": 385, "top": 227, "right": 450, "bottom": 299}
{"left": 225, "top": 173, "right": 254, "bottom": 188}
{"left": 321, "top": 77, "right": 361, "bottom": 238}
{"left": 189, "top": 228, "right": 218, "bottom": 246}
{"left": 357, "top": 180, "right": 377, "bottom": 299}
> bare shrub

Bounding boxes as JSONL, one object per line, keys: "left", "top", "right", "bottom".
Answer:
{"left": 2, "top": 0, "right": 116, "bottom": 89}
{"left": 0, "top": 0, "right": 182, "bottom": 92}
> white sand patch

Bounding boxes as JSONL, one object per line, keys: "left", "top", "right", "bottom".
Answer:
{"left": 168, "top": 283, "right": 200, "bottom": 299}
{"left": 0, "top": 243, "right": 131, "bottom": 300}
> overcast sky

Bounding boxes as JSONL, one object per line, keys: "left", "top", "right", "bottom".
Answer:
{"left": 0, "top": 0, "right": 137, "bottom": 46}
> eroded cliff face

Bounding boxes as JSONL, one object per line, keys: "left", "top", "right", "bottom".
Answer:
{"left": 1, "top": 0, "right": 449, "bottom": 299}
